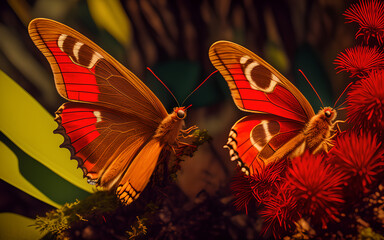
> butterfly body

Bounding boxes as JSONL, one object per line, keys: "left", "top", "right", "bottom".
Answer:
{"left": 154, "top": 108, "right": 186, "bottom": 145}
{"left": 209, "top": 41, "right": 337, "bottom": 176}
{"left": 264, "top": 107, "right": 336, "bottom": 166}
{"left": 29, "top": 18, "right": 190, "bottom": 204}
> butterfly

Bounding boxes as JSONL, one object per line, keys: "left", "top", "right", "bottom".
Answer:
{"left": 209, "top": 41, "right": 338, "bottom": 176}
{"left": 28, "top": 18, "right": 194, "bottom": 205}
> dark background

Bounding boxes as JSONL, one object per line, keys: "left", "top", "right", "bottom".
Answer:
{"left": 0, "top": 0, "right": 354, "bottom": 234}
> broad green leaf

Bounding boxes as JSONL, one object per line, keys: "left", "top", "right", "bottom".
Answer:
{"left": 0, "top": 141, "right": 61, "bottom": 208}
{"left": 87, "top": 0, "right": 131, "bottom": 45}
{"left": 0, "top": 213, "right": 41, "bottom": 240}
{"left": 0, "top": 70, "right": 94, "bottom": 193}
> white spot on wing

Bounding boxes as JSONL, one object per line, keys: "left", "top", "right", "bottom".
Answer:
{"left": 93, "top": 111, "right": 102, "bottom": 122}
{"left": 73, "top": 42, "right": 84, "bottom": 61}
{"left": 87, "top": 52, "right": 103, "bottom": 68}
{"left": 240, "top": 55, "right": 250, "bottom": 64}
{"left": 241, "top": 56, "right": 280, "bottom": 93}
{"left": 57, "top": 34, "right": 67, "bottom": 52}
{"left": 250, "top": 120, "right": 274, "bottom": 151}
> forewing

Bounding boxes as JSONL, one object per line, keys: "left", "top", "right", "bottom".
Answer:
{"left": 225, "top": 115, "right": 304, "bottom": 175}
{"left": 28, "top": 18, "right": 168, "bottom": 129}
{"left": 209, "top": 41, "right": 315, "bottom": 123}
{"left": 55, "top": 102, "right": 155, "bottom": 188}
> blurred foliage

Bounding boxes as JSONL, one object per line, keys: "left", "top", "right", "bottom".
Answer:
{"left": 87, "top": 0, "right": 131, "bottom": 46}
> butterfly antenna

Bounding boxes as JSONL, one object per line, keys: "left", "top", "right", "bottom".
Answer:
{"left": 333, "top": 82, "right": 353, "bottom": 109}
{"left": 335, "top": 100, "right": 347, "bottom": 110}
{"left": 184, "top": 104, "right": 193, "bottom": 110}
{"left": 298, "top": 69, "right": 324, "bottom": 108}
{"left": 147, "top": 67, "right": 180, "bottom": 107}
{"left": 181, "top": 70, "right": 218, "bottom": 106}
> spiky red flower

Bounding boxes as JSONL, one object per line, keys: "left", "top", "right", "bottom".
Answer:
{"left": 285, "top": 152, "right": 345, "bottom": 228}
{"left": 328, "top": 131, "right": 384, "bottom": 195}
{"left": 231, "top": 160, "right": 287, "bottom": 213}
{"left": 334, "top": 46, "right": 384, "bottom": 77}
{"left": 346, "top": 70, "right": 384, "bottom": 134}
{"left": 344, "top": 0, "right": 384, "bottom": 44}
{"left": 260, "top": 186, "right": 300, "bottom": 239}
{"left": 250, "top": 159, "right": 287, "bottom": 202}
{"left": 231, "top": 173, "right": 255, "bottom": 213}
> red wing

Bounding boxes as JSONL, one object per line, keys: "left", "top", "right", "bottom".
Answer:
{"left": 225, "top": 115, "right": 304, "bottom": 175}
{"left": 28, "top": 18, "right": 168, "bottom": 129}
{"left": 28, "top": 18, "right": 171, "bottom": 205}
{"left": 209, "top": 41, "right": 315, "bottom": 123}
{"left": 55, "top": 102, "right": 155, "bottom": 188}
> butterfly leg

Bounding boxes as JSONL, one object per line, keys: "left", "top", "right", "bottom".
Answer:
{"left": 180, "top": 125, "right": 198, "bottom": 138}
{"left": 333, "top": 120, "right": 345, "bottom": 133}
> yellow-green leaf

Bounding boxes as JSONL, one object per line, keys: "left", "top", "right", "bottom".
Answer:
{"left": 87, "top": 0, "right": 131, "bottom": 45}
{"left": 0, "top": 70, "right": 94, "bottom": 193}
{"left": 0, "top": 213, "right": 41, "bottom": 240}
{"left": 0, "top": 141, "right": 61, "bottom": 208}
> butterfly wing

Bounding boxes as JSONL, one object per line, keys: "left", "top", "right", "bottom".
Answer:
{"left": 209, "top": 41, "right": 315, "bottom": 174}
{"left": 29, "top": 18, "right": 168, "bottom": 203}
{"left": 209, "top": 41, "right": 315, "bottom": 123}
{"left": 29, "top": 18, "right": 168, "bottom": 127}
{"left": 225, "top": 115, "right": 305, "bottom": 175}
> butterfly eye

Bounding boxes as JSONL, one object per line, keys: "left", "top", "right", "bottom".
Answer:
{"left": 325, "top": 110, "right": 331, "bottom": 118}
{"left": 177, "top": 110, "right": 186, "bottom": 119}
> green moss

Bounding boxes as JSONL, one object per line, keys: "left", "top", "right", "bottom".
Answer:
{"left": 359, "top": 227, "right": 384, "bottom": 240}
{"left": 192, "top": 129, "right": 212, "bottom": 145}
{"left": 34, "top": 191, "right": 119, "bottom": 238}
{"left": 126, "top": 216, "right": 147, "bottom": 239}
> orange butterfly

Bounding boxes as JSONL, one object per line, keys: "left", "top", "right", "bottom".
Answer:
{"left": 29, "top": 18, "right": 195, "bottom": 204}
{"left": 209, "top": 41, "right": 340, "bottom": 176}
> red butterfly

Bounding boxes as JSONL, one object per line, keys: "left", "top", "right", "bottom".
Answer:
{"left": 209, "top": 41, "right": 338, "bottom": 176}
{"left": 28, "top": 18, "right": 194, "bottom": 204}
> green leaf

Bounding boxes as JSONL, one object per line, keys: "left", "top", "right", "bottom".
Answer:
{"left": 0, "top": 141, "right": 60, "bottom": 208}
{"left": 87, "top": 0, "right": 131, "bottom": 45}
{"left": 0, "top": 212, "right": 41, "bottom": 240}
{"left": 0, "top": 70, "right": 94, "bottom": 193}
{"left": 1, "top": 131, "right": 91, "bottom": 205}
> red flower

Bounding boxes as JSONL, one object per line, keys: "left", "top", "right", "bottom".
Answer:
{"left": 260, "top": 186, "right": 300, "bottom": 239}
{"left": 328, "top": 131, "right": 384, "bottom": 195}
{"left": 334, "top": 46, "right": 384, "bottom": 77}
{"left": 346, "top": 70, "right": 384, "bottom": 134}
{"left": 231, "top": 173, "right": 255, "bottom": 213}
{"left": 285, "top": 152, "right": 345, "bottom": 228}
{"left": 344, "top": 0, "right": 384, "bottom": 44}
{"left": 231, "top": 160, "right": 287, "bottom": 213}
{"left": 250, "top": 159, "right": 287, "bottom": 202}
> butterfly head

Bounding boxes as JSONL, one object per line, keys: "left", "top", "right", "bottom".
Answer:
{"left": 173, "top": 106, "right": 188, "bottom": 120}
{"left": 321, "top": 107, "right": 337, "bottom": 123}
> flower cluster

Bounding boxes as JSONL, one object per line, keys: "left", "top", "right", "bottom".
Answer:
{"left": 344, "top": 0, "right": 384, "bottom": 44}
{"left": 286, "top": 152, "right": 345, "bottom": 229}
{"left": 328, "top": 131, "right": 384, "bottom": 195}
{"left": 230, "top": 1, "right": 384, "bottom": 239}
